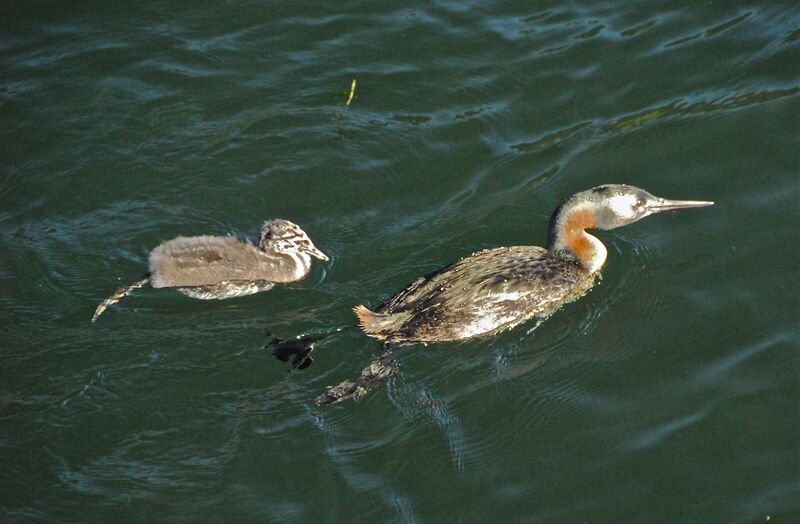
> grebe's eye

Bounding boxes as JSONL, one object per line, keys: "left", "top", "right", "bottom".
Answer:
{"left": 636, "top": 200, "right": 644, "bottom": 208}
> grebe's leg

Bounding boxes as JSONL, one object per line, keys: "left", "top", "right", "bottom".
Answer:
{"left": 91, "top": 273, "right": 151, "bottom": 322}
{"left": 314, "top": 343, "right": 398, "bottom": 406}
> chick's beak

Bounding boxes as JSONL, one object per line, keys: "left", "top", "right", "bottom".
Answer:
{"left": 307, "top": 244, "right": 330, "bottom": 261}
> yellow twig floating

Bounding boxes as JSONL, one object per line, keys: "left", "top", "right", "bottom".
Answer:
{"left": 345, "top": 79, "right": 356, "bottom": 107}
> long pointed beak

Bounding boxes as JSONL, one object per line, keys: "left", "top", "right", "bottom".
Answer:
{"left": 650, "top": 198, "right": 715, "bottom": 213}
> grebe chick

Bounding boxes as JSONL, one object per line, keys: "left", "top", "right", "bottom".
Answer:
{"left": 315, "top": 184, "right": 713, "bottom": 405}
{"left": 92, "top": 219, "right": 328, "bottom": 322}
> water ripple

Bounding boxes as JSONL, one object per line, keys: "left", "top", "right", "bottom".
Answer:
{"left": 2, "top": 0, "right": 797, "bottom": 520}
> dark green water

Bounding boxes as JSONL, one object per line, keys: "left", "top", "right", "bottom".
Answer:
{"left": 2, "top": 1, "right": 798, "bottom": 522}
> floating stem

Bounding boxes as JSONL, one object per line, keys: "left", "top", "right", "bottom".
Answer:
{"left": 345, "top": 79, "right": 356, "bottom": 107}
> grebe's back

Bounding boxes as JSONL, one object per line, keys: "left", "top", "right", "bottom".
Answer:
{"left": 356, "top": 246, "right": 593, "bottom": 343}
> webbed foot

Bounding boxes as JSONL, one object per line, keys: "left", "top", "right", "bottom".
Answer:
{"left": 269, "top": 335, "right": 318, "bottom": 370}
{"left": 315, "top": 345, "right": 398, "bottom": 406}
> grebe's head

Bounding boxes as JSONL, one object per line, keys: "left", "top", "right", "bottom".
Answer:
{"left": 259, "top": 219, "right": 329, "bottom": 261}
{"left": 582, "top": 184, "right": 714, "bottom": 230}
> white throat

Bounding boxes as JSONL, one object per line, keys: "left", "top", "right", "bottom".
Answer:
{"left": 581, "top": 232, "right": 607, "bottom": 274}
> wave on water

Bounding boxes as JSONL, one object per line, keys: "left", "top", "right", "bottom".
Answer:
{"left": 509, "top": 87, "right": 799, "bottom": 158}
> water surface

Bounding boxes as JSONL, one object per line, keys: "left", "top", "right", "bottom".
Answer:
{"left": 2, "top": 1, "right": 798, "bottom": 522}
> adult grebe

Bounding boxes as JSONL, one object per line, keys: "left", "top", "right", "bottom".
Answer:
{"left": 315, "top": 184, "right": 713, "bottom": 405}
